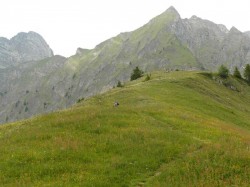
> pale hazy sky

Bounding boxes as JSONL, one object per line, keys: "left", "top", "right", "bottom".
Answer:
{"left": 0, "top": 0, "right": 249, "bottom": 57}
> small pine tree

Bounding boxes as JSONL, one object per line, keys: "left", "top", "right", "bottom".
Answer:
{"left": 218, "top": 65, "right": 229, "bottom": 78}
{"left": 130, "top": 66, "right": 143, "bottom": 81}
{"left": 244, "top": 64, "right": 250, "bottom": 83}
{"left": 117, "top": 81, "right": 123, "bottom": 87}
{"left": 233, "top": 67, "right": 242, "bottom": 79}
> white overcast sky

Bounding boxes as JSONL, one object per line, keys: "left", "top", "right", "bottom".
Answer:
{"left": 0, "top": 0, "right": 249, "bottom": 57}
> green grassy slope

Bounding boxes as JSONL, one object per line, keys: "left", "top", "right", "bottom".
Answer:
{"left": 0, "top": 71, "right": 249, "bottom": 186}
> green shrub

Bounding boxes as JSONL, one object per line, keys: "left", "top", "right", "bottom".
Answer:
{"left": 144, "top": 74, "right": 151, "bottom": 82}
{"left": 77, "top": 98, "right": 85, "bottom": 103}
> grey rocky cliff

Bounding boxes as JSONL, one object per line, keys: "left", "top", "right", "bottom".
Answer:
{"left": 168, "top": 13, "right": 250, "bottom": 71}
{"left": 0, "top": 55, "right": 67, "bottom": 123}
{"left": 0, "top": 31, "right": 53, "bottom": 68}
{"left": 245, "top": 31, "right": 250, "bottom": 38}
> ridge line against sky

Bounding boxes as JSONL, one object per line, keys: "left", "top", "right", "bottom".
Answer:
{"left": 0, "top": 0, "right": 249, "bottom": 57}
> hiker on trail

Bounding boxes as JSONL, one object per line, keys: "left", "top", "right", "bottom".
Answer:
{"left": 114, "top": 101, "right": 119, "bottom": 107}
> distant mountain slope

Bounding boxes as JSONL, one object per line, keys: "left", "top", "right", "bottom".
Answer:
{"left": 0, "top": 55, "right": 67, "bottom": 123}
{"left": 0, "top": 71, "right": 249, "bottom": 186}
{"left": 1, "top": 6, "right": 250, "bottom": 123}
{"left": 0, "top": 31, "right": 53, "bottom": 68}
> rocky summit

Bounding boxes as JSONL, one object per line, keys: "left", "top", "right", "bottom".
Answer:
{"left": 0, "top": 31, "right": 53, "bottom": 69}
{"left": 1, "top": 6, "right": 250, "bottom": 124}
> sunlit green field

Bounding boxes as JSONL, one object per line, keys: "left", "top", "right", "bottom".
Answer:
{"left": 0, "top": 71, "right": 249, "bottom": 186}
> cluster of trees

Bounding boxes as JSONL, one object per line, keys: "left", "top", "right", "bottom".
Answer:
{"left": 130, "top": 65, "right": 250, "bottom": 83}
{"left": 118, "top": 64, "right": 250, "bottom": 89}
{"left": 218, "top": 64, "right": 250, "bottom": 82}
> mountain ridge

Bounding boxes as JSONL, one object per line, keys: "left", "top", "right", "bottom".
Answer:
{"left": 1, "top": 6, "right": 250, "bottom": 123}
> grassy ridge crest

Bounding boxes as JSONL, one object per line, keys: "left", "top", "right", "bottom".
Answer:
{"left": 0, "top": 71, "right": 249, "bottom": 186}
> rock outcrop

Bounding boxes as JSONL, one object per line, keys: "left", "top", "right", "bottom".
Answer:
{"left": 76, "top": 48, "right": 90, "bottom": 55}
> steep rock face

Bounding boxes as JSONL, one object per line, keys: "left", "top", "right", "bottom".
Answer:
{"left": 0, "top": 55, "right": 67, "bottom": 123}
{"left": 0, "top": 31, "right": 53, "bottom": 68}
{"left": 171, "top": 15, "right": 250, "bottom": 71}
{"left": 245, "top": 31, "right": 250, "bottom": 38}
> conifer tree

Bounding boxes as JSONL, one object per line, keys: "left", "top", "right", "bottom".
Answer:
{"left": 130, "top": 66, "right": 143, "bottom": 81}
{"left": 218, "top": 65, "right": 229, "bottom": 78}
{"left": 244, "top": 64, "right": 250, "bottom": 82}
{"left": 233, "top": 66, "right": 242, "bottom": 79}
{"left": 117, "top": 81, "right": 123, "bottom": 87}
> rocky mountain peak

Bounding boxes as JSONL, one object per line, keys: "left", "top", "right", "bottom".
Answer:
{"left": 165, "top": 6, "right": 179, "bottom": 13}
{"left": 0, "top": 31, "right": 53, "bottom": 68}
{"left": 229, "top": 26, "right": 241, "bottom": 34}
{"left": 10, "top": 31, "right": 53, "bottom": 54}
{"left": 162, "top": 6, "right": 180, "bottom": 18}
{"left": 12, "top": 31, "right": 44, "bottom": 42}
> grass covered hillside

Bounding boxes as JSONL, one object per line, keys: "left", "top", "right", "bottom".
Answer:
{"left": 0, "top": 71, "right": 249, "bottom": 186}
